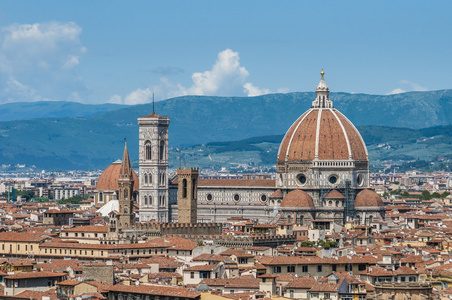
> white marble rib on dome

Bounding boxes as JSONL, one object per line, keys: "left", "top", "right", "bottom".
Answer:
{"left": 97, "top": 200, "right": 119, "bottom": 217}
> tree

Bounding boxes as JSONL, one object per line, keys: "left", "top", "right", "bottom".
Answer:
{"left": 421, "top": 190, "right": 431, "bottom": 200}
{"left": 57, "top": 194, "right": 89, "bottom": 205}
{"left": 32, "top": 197, "right": 50, "bottom": 203}
{"left": 299, "top": 241, "right": 315, "bottom": 247}
{"left": 390, "top": 189, "right": 402, "bottom": 195}
{"left": 3, "top": 190, "right": 36, "bottom": 201}
{"left": 431, "top": 192, "right": 441, "bottom": 199}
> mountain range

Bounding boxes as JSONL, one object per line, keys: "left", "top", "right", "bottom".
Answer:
{"left": 0, "top": 89, "right": 451, "bottom": 170}
{"left": 0, "top": 101, "right": 128, "bottom": 122}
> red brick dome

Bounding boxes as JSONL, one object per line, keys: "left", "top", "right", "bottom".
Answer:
{"left": 324, "top": 189, "right": 345, "bottom": 199}
{"left": 280, "top": 190, "right": 314, "bottom": 208}
{"left": 355, "top": 189, "right": 384, "bottom": 207}
{"left": 277, "top": 108, "right": 367, "bottom": 162}
{"left": 96, "top": 161, "right": 139, "bottom": 191}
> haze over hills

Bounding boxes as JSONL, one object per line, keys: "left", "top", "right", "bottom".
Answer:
{"left": 173, "top": 126, "right": 452, "bottom": 173}
{"left": 0, "top": 101, "right": 129, "bottom": 122}
{"left": 0, "top": 89, "right": 451, "bottom": 170}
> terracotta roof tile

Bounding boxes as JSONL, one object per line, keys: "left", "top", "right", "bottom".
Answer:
{"left": 96, "top": 162, "right": 139, "bottom": 191}
{"left": 107, "top": 284, "right": 200, "bottom": 298}
{"left": 5, "top": 271, "right": 66, "bottom": 279}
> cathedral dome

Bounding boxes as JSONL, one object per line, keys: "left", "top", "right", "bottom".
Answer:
{"left": 277, "top": 72, "right": 368, "bottom": 163}
{"left": 355, "top": 189, "right": 384, "bottom": 207}
{"left": 96, "top": 161, "right": 139, "bottom": 191}
{"left": 280, "top": 190, "right": 314, "bottom": 208}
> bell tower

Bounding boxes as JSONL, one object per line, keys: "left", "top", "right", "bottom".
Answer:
{"left": 118, "top": 140, "right": 135, "bottom": 228}
{"left": 177, "top": 167, "right": 199, "bottom": 223}
{"left": 138, "top": 109, "right": 170, "bottom": 222}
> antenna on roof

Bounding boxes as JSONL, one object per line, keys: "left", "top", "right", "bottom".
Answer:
{"left": 152, "top": 93, "right": 155, "bottom": 114}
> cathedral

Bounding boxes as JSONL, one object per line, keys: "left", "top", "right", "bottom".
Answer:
{"left": 94, "top": 71, "right": 385, "bottom": 228}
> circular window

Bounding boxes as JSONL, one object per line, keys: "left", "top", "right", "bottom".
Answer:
{"left": 297, "top": 174, "right": 307, "bottom": 185}
{"left": 329, "top": 175, "right": 338, "bottom": 185}
{"left": 206, "top": 194, "right": 213, "bottom": 202}
{"left": 233, "top": 194, "right": 240, "bottom": 202}
{"left": 260, "top": 194, "right": 267, "bottom": 203}
{"left": 357, "top": 174, "right": 364, "bottom": 186}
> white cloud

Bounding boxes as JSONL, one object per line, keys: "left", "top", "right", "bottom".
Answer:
{"left": 244, "top": 83, "right": 270, "bottom": 97}
{"left": 170, "top": 49, "right": 273, "bottom": 98}
{"left": 387, "top": 88, "right": 407, "bottom": 95}
{"left": 124, "top": 88, "right": 152, "bottom": 105}
{"left": 109, "top": 88, "right": 153, "bottom": 105}
{"left": 62, "top": 55, "right": 80, "bottom": 70}
{"left": 107, "top": 94, "right": 122, "bottom": 104}
{"left": 387, "top": 80, "right": 428, "bottom": 95}
{"left": 108, "top": 49, "right": 282, "bottom": 104}
{"left": 0, "top": 21, "right": 87, "bottom": 103}
{"left": 4, "top": 76, "right": 42, "bottom": 102}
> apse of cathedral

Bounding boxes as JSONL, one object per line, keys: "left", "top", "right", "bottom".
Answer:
{"left": 95, "top": 71, "right": 385, "bottom": 229}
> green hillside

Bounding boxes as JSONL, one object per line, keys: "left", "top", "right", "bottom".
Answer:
{"left": 171, "top": 126, "right": 452, "bottom": 173}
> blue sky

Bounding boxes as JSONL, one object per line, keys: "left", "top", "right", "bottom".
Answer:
{"left": 0, "top": 1, "right": 450, "bottom": 104}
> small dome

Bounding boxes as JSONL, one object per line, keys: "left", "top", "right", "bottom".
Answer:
{"left": 355, "top": 189, "right": 384, "bottom": 207}
{"left": 270, "top": 189, "right": 283, "bottom": 199}
{"left": 96, "top": 162, "right": 139, "bottom": 191}
{"left": 281, "top": 190, "right": 314, "bottom": 208}
{"left": 324, "top": 190, "right": 345, "bottom": 199}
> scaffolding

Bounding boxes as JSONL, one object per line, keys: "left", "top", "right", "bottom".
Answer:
{"left": 318, "top": 180, "right": 356, "bottom": 223}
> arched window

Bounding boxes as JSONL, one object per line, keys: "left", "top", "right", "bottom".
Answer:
{"left": 182, "top": 179, "right": 187, "bottom": 198}
{"left": 145, "top": 141, "right": 152, "bottom": 160}
{"left": 149, "top": 174, "right": 152, "bottom": 183}
{"left": 149, "top": 196, "right": 152, "bottom": 205}
{"left": 144, "top": 174, "right": 148, "bottom": 184}
{"left": 159, "top": 141, "right": 165, "bottom": 160}
{"left": 144, "top": 196, "right": 148, "bottom": 206}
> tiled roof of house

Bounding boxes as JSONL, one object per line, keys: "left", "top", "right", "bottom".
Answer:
{"left": 286, "top": 277, "right": 316, "bottom": 289}
{"left": 0, "top": 231, "right": 49, "bottom": 242}
{"left": 309, "top": 280, "right": 340, "bottom": 292}
{"left": 107, "top": 284, "right": 201, "bottom": 299}
{"left": 12, "top": 288, "right": 58, "bottom": 300}
{"left": 62, "top": 225, "right": 108, "bottom": 233}
{"left": 185, "top": 264, "right": 218, "bottom": 271}
{"left": 140, "top": 256, "right": 184, "bottom": 269}
{"left": 5, "top": 271, "right": 66, "bottom": 279}
{"left": 224, "top": 276, "right": 259, "bottom": 289}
